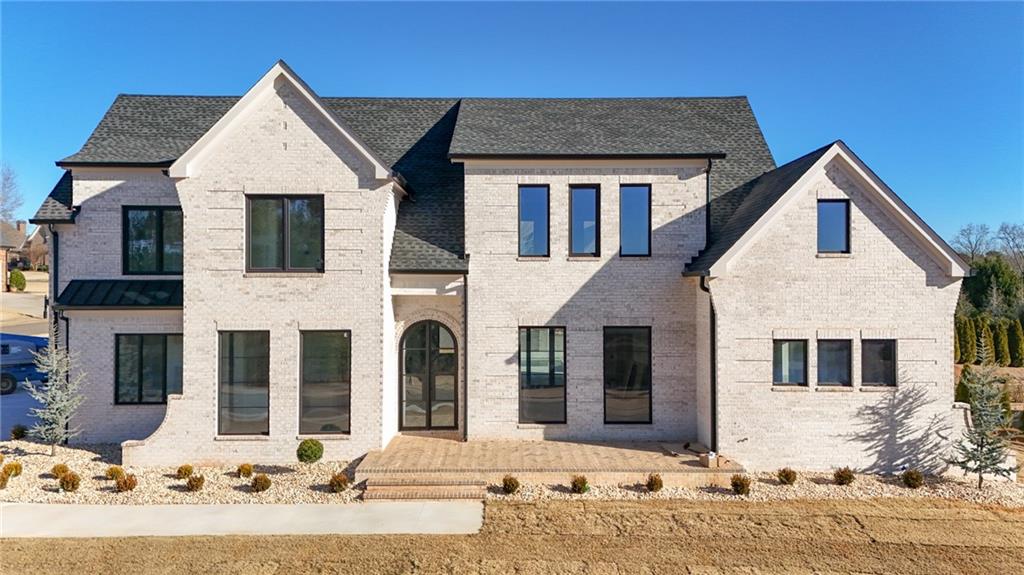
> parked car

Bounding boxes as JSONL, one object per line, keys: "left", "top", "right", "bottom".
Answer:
{"left": 0, "top": 334, "right": 48, "bottom": 394}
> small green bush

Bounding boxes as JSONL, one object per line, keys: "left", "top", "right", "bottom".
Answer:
{"left": 3, "top": 461, "right": 22, "bottom": 478}
{"left": 329, "top": 472, "right": 350, "bottom": 493}
{"left": 106, "top": 465, "right": 125, "bottom": 481}
{"left": 9, "top": 269, "right": 26, "bottom": 292}
{"left": 116, "top": 474, "right": 138, "bottom": 492}
{"left": 833, "top": 467, "right": 856, "bottom": 486}
{"left": 730, "top": 474, "right": 751, "bottom": 496}
{"left": 51, "top": 463, "right": 70, "bottom": 478}
{"left": 237, "top": 463, "right": 253, "bottom": 478}
{"left": 10, "top": 424, "right": 28, "bottom": 440}
{"left": 901, "top": 469, "right": 924, "bottom": 489}
{"left": 570, "top": 475, "right": 590, "bottom": 494}
{"left": 776, "top": 467, "right": 797, "bottom": 486}
{"left": 251, "top": 473, "right": 272, "bottom": 493}
{"left": 501, "top": 474, "right": 520, "bottom": 495}
{"left": 185, "top": 474, "right": 205, "bottom": 492}
{"left": 297, "top": 439, "right": 324, "bottom": 463}
{"left": 645, "top": 473, "right": 663, "bottom": 493}
{"left": 176, "top": 464, "right": 193, "bottom": 479}
{"left": 59, "top": 471, "right": 81, "bottom": 493}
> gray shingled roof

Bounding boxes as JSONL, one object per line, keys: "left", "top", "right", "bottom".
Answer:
{"left": 55, "top": 279, "right": 183, "bottom": 308}
{"left": 685, "top": 142, "right": 836, "bottom": 275}
{"left": 31, "top": 171, "right": 75, "bottom": 223}
{"left": 0, "top": 221, "right": 25, "bottom": 249}
{"left": 50, "top": 94, "right": 777, "bottom": 272}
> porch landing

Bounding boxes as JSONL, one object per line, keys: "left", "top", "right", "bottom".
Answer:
{"left": 355, "top": 436, "right": 743, "bottom": 493}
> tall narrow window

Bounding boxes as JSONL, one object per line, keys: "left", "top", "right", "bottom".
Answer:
{"left": 817, "top": 199, "right": 850, "bottom": 253}
{"left": 519, "top": 327, "right": 566, "bottom": 423}
{"left": 123, "top": 206, "right": 183, "bottom": 274}
{"left": 519, "top": 185, "right": 549, "bottom": 257}
{"left": 115, "top": 334, "right": 183, "bottom": 404}
{"left": 604, "top": 327, "right": 652, "bottom": 423}
{"left": 862, "top": 340, "right": 897, "bottom": 387}
{"left": 218, "top": 331, "right": 270, "bottom": 435}
{"left": 818, "top": 339, "right": 852, "bottom": 386}
{"left": 620, "top": 185, "right": 651, "bottom": 256}
{"left": 773, "top": 340, "right": 807, "bottom": 386}
{"left": 246, "top": 195, "right": 324, "bottom": 272}
{"left": 300, "top": 331, "right": 351, "bottom": 434}
{"left": 570, "top": 185, "right": 600, "bottom": 256}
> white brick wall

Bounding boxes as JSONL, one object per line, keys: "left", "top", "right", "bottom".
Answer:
{"left": 462, "top": 163, "right": 708, "bottom": 440}
{"left": 710, "top": 158, "right": 962, "bottom": 472}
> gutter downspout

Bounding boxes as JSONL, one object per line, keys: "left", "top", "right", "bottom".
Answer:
{"left": 698, "top": 275, "right": 718, "bottom": 452}
{"left": 462, "top": 270, "right": 469, "bottom": 441}
{"left": 47, "top": 225, "right": 59, "bottom": 329}
{"left": 705, "top": 158, "right": 714, "bottom": 246}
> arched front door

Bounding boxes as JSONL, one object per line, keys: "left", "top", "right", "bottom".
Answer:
{"left": 400, "top": 320, "right": 457, "bottom": 430}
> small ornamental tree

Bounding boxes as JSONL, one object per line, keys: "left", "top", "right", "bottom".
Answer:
{"left": 993, "top": 320, "right": 1011, "bottom": 367}
{"left": 977, "top": 320, "right": 995, "bottom": 365}
{"left": 947, "top": 340, "right": 1020, "bottom": 488}
{"left": 24, "top": 327, "right": 86, "bottom": 456}
{"left": 1008, "top": 319, "right": 1024, "bottom": 368}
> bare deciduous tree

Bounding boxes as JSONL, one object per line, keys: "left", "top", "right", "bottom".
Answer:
{"left": 0, "top": 163, "right": 23, "bottom": 224}
{"left": 952, "top": 223, "right": 993, "bottom": 263}
{"left": 997, "top": 222, "right": 1024, "bottom": 277}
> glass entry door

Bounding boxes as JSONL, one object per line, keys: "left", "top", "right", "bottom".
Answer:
{"left": 400, "top": 321, "right": 457, "bottom": 430}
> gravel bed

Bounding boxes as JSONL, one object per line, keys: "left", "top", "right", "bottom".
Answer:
{"left": 487, "top": 471, "right": 1024, "bottom": 508}
{"left": 0, "top": 440, "right": 362, "bottom": 505}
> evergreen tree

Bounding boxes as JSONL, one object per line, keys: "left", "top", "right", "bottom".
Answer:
{"left": 963, "top": 319, "right": 977, "bottom": 365}
{"left": 954, "top": 321, "right": 960, "bottom": 364}
{"left": 948, "top": 341, "right": 1019, "bottom": 488}
{"left": 977, "top": 319, "right": 995, "bottom": 364}
{"left": 1009, "top": 319, "right": 1024, "bottom": 368}
{"left": 24, "top": 326, "right": 86, "bottom": 456}
{"left": 993, "top": 320, "right": 1011, "bottom": 367}
{"left": 954, "top": 365, "right": 972, "bottom": 403}
{"left": 987, "top": 283, "right": 1010, "bottom": 317}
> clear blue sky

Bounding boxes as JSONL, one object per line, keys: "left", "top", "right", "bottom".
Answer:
{"left": 3, "top": 2, "right": 1021, "bottom": 239}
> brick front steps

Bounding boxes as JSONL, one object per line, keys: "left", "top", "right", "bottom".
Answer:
{"left": 363, "top": 477, "right": 487, "bottom": 500}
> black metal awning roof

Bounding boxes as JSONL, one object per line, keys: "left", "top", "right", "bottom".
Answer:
{"left": 55, "top": 279, "right": 183, "bottom": 309}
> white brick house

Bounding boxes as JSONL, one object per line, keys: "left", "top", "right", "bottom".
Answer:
{"left": 31, "top": 61, "right": 969, "bottom": 471}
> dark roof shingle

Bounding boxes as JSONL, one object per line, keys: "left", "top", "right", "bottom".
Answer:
{"left": 31, "top": 171, "right": 75, "bottom": 223}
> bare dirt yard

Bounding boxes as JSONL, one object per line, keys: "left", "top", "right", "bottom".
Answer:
{"left": 6, "top": 498, "right": 1023, "bottom": 574}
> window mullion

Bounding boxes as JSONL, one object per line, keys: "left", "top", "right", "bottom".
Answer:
{"left": 548, "top": 328, "right": 555, "bottom": 386}
{"left": 156, "top": 209, "right": 164, "bottom": 273}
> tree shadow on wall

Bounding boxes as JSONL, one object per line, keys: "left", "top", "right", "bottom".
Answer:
{"left": 850, "top": 372, "right": 952, "bottom": 474}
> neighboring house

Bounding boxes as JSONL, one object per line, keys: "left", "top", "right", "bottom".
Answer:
{"left": 21, "top": 225, "right": 49, "bottom": 270}
{"left": 1, "top": 220, "right": 27, "bottom": 291}
{"left": 31, "top": 61, "right": 969, "bottom": 471}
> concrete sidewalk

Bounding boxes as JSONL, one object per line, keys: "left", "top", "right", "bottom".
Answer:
{"left": 0, "top": 501, "right": 483, "bottom": 538}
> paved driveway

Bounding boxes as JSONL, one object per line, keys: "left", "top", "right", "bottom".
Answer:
{"left": 0, "top": 379, "right": 41, "bottom": 439}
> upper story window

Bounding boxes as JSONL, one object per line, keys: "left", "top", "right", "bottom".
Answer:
{"left": 569, "top": 185, "right": 600, "bottom": 256}
{"left": 123, "top": 207, "right": 183, "bottom": 274}
{"left": 518, "top": 185, "right": 549, "bottom": 257}
{"left": 116, "top": 334, "right": 183, "bottom": 404}
{"left": 772, "top": 339, "right": 807, "bottom": 386}
{"left": 817, "top": 199, "right": 850, "bottom": 253}
{"left": 818, "top": 339, "right": 852, "bottom": 386}
{"left": 620, "top": 185, "right": 651, "bottom": 257}
{"left": 246, "top": 195, "right": 324, "bottom": 272}
{"left": 862, "top": 339, "right": 897, "bottom": 387}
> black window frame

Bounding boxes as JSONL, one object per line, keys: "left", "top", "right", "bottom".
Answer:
{"left": 245, "top": 194, "right": 325, "bottom": 273}
{"left": 299, "top": 329, "right": 352, "bottom": 435}
{"left": 122, "top": 206, "right": 184, "bottom": 275}
{"left": 218, "top": 330, "right": 271, "bottom": 436}
{"left": 603, "top": 326, "right": 653, "bottom": 425}
{"left": 517, "top": 184, "right": 551, "bottom": 258}
{"left": 398, "top": 320, "right": 459, "bottom": 431}
{"left": 862, "top": 339, "right": 898, "bottom": 387}
{"left": 772, "top": 339, "right": 808, "bottom": 386}
{"left": 817, "top": 339, "right": 853, "bottom": 387}
{"left": 817, "top": 199, "right": 851, "bottom": 254}
{"left": 114, "top": 333, "right": 183, "bottom": 405}
{"left": 619, "top": 184, "right": 652, "bottom": 257}
{"left": 568, "top": 184, "right": 601, "bottom": 257}
{"left": 518, "top": 326, "right": 568, "bottom": 424}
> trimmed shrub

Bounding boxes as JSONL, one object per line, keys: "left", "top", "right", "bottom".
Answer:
{"left": 185, "top": 474, "right": 205, "bottom": 492}
{"left": 962, "top": 319, "right": 977, "bottom": 364}
{"left": 1010, "top": 319, "right": 1024, "bottom": 368}
{"left": 51, "top": 463, "right": 70, "bottom": 478}
{"left": 731, "top": 474, "right": 751, "bottom": 496}
{"left": 0, "top": 471, "right": 7, "bottom": 489}
{"left": 776, "top": 467, "right": 797, "bottom": 486}
{"left": 10, "top": 424, "right": 28, "bottom": 440}
{"left": 237, "top": 463, "right": 253, "bottom": 478}
{"left": 955, "top": 365, "right": 973, "bottom": 403}
{"left": 176, "top": 464, "right": 193, "bottom": 479}
{"left": 994, "top": 320, "right": 1011, "bottom": 367}
{"left": 329, "top": 472, "right": 350, "bottom": 493}
{"left": 0, "top": 453, "right": 4, "bottom": 465}
{"left": 645, "top": 473, "right": 663, "bottom": 493}
{"left": 59, "top": 471, "right": 81, "bottom": 493}
{"left": 569, "top": 475, "right": 590, "bottom": 495}
{"left": 106, "top": 466, "right": 125, "bottom": 481}
{"left": 116, "top": 474, "right": 138, "bottom": 493}
{"left": 953, "top": 323, "right": 960, "bottom": 363}
{"left": 9, "top": 269, "right": 26, "bottom": 292}
{"left": 296, "top": 439, "right": 324, "bottom": 463}
{"left": 833, "top": 467, "right": 856, "bottom": 486}
{"left": 3, "top": 461, "right": 22, "bottom": 478}
{"left": 901, "top": 469, "right": 924, "bottom": 489}
{"left": 251, "top": 473, "right": 272, "bottom": 493}
{"left": 501, "top": 474, "right": 520, "bottom": 495}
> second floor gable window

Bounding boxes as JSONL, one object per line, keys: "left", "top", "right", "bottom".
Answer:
{"left": 246, "top": 195, "right": 325, "bottom": 272}
{"left": 817, "top": 199, "right": 850, "bottom": 253}
{"left": 123, "top": 206, "right": 183, "bottom": 274}
{"left": 518, "top": 185, "right": 550, "bottom": 257}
